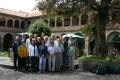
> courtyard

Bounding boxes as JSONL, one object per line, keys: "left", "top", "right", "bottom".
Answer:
{"left": 0, "top": 57, "right": 120, "bottom": 80}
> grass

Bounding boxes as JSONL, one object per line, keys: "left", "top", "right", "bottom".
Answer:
{"left": 0, "top": 51, "right": 9, "bottom": 57}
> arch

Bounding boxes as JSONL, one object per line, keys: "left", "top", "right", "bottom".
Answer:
{"left": 43, "top": 18, "right": 48, "bottom": 24}
{"left": 7, "top": 19, "right": 13, "bottom": 27}
{"left": 21, "top": 21, "right": 25, "bottom": 29}
{"left": 72, "top": 15, "right": 79, "bottom": 26}
{"left": 50, "top": 18, "right": 55, "bottom": 27}
{"left": 56, "top": 17, "right": 62, "bottom": 27}
{"left": 107, "top": 31, "right": 120, "bottom": 51}
{"left": 27, "top": 21, "right": 31, "bottom": 27}
{"left": 64, "top": 17, "right": 70, "bottom": 27}
{"left": 3, "top": 33, "right": 13, "bottom": 51}
{"left": 112, "top": 10, "right": 120, "bottom": 23}
{"left": 14, "top": 20, "right": 19, "bottom": 28}
{"left": 81, "top": 14, "right": 88, "bottom": 25}
{"left": 0, "top": 16, "right": 6, "bottom": 27}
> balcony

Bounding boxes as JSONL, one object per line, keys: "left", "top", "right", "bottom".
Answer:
{"left": 51, "top": 25, "right": 84, "bottom": 33}
{"left": 0, "top": 26, "right": 25, "bottom": 33}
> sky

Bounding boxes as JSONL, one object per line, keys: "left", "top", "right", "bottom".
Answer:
{"left": 0, "top": 0, "right": 38, "bottom": 12}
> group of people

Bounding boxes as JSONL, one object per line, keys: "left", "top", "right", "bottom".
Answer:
{"left": 12, "top": 32, "right": 76, "bottom": 73}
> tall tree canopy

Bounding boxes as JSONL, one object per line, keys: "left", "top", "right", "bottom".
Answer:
{"left": 37, "top": 0, "right": 120, "bottom": 55}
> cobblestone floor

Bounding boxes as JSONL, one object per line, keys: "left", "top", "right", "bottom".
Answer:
{"left": 0, "top": 57, "right": 120, "bottom": 80}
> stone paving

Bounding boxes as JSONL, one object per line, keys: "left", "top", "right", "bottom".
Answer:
{"left": 0, "top": 57, "right": 120, "bottom": 80}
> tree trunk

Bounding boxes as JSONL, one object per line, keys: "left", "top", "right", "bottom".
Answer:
{"left": 95, "top": 7, "right": 108, "bottom": 56}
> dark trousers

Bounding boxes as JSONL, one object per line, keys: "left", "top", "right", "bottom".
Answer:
{"left": 46, "top": 57, "right": 49, "bottom": 72}
{"left": 19, "top": 57, "right": 27, "bottom": 71}
{"left": 14, "top": 53, "right": 18, "bottom": 69}
{"left": 29, "top": 56, "right": 36, "bottom": 72}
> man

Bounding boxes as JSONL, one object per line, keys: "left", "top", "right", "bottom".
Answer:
{"left": 68, "top": 43, "right": 75, "bottom": 70}
{"left": 28, "top": 38, "right": 39, "bottom": 72}
{"left": 26, "top": 34, "right": 33, "bottom": 49}
{"left": 25, "top": 34, "right": 33, "bottom": 70}
{"left": 12, "top": 36, "right": 20, "bottom": 71}
{"left": 63, "top": 38, "right": 69, "bottom": 67}
{"left": 55, "top": 39, "right": 64, "bottom": 71}
{"left": 41, "top": 32, "right": 45, "bottom": 41}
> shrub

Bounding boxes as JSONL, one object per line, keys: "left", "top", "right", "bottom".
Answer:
{"left": 27, "top": 19, "right": 52, "bottom": 37}
{"left": 78, "top": 55, "right": 120, "bottom": 75}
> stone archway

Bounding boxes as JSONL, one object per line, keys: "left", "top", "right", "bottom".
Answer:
{"left": 81, "top": 14, "right": 88, "bottom": 25}
{"left": 3, "top": 33, "right": 13, "bottom": 51}
{"left": 107, "top": 31, "right": 120, "bottom": 51}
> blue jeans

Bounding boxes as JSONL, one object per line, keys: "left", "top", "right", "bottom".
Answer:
{"left": 39, "top": 56, "right": 46, "bottom": 71}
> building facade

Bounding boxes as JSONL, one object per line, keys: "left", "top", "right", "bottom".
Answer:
{"left": 0, "top": 8, "right": 120, "bottom": 51}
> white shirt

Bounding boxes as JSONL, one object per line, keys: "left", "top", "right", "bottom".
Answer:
{"left": 68, "top": 39, "right": 74, "bottom": 47}
{"left": 54, "top": 40, "right": 59, "bottom": 48}
{"left": 45, "top": 40, "right": 50, "bottom": 47}
{"left": 48, "top": 46, "right": 56, "bottom": 55}
{"left": 26, "top": 38, "right": 31, "bottom": 49}
{"left": 55, "top": 44, "right": 64, "bottom": 54}
{"left": 28, "top": 45, "right": 38, "bottom": 57}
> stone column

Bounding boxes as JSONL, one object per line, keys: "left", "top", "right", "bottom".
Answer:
{"left": 19, "top": 20, "right": 21, "bottom": 29}
{"left": 13, "top": 19, "right": 15, "bottom": 28}
{"left": 5, "top": 17, "right": 8, "bottom": 27}
{"left": 55, "top": 17, "right": 57, "bottom": 28}
{"left": 47, "top": 18, "right": 50, "bottom": 27}
{"left": 62, "top": 18, "right": 64, "bottom": 27}
{"left": 85, "top": 36, "right": 89, "bottom": 55}
{"left": 70, "top": 16, "right": 72, "bottom": 27}
{"left": 78, "top": 15, "right": 82, "bottom": 26}
{"left": 88, "top": 13, "right": 92, "bottom": 24}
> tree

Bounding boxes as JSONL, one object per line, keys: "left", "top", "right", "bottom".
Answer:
{"left": 28, "top": 19, "right": 51, "bottom": 37}
{"left": 36, "top": 0, "right": 120, "bottom": 56}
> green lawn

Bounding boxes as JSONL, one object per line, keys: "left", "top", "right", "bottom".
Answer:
{"left": 0, "top": 51, "right": 9, "bottom": 57}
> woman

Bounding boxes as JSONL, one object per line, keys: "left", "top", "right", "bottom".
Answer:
{"left": 48, "top": 41, "right": 56, "bottom": 72}
{"left": 18, "top": 41, "right": 28, "bottom": 71}
{"left": 55, "top": 39, "right": 64, "bottom": 71}
{"left": 38, "top": 40, "right": 48, "bottom": 72}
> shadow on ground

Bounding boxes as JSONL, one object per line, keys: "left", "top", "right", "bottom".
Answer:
{"left": 0, "top": 64, "right": 14, "bottom": 70}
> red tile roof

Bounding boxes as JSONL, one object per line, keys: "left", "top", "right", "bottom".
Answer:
{"left": 0, "top": 8, "right": 43, "bottom": 18}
